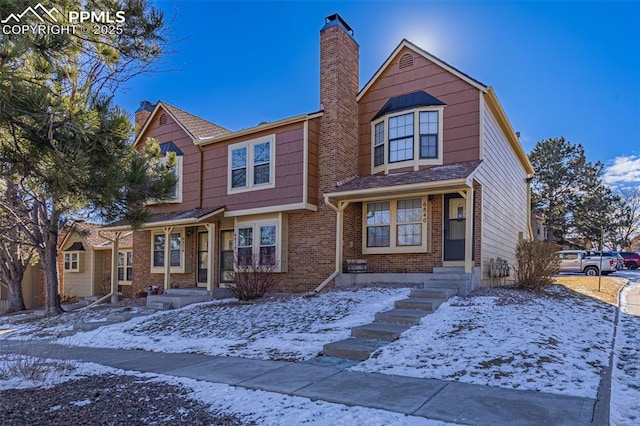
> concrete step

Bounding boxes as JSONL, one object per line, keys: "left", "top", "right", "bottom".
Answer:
{"left": 433, "top": 266, "right": 465, "bottom": 274}
{"left": 76, "top": 300, "right": 91, "bottom": 307}
{"left": 424, "top": 273, "right": 467, "bottom": 281}
{"left": 322, "top": 338, "right": 387, "bottom": 361}
{"left": 164, "top": 288, "right": 208, "bottom": 296}
{"left": 410, "top": 287, "right": 458, "bottom": 299}
{"left": 351, "top": 322, "right": 411, "bottom": 341}
{"left": 422, "top": 279, "right": 464, "bottom": 288}
{"left": 394, "top": 297, "right": 443, "bottom": 312}
{"left": 146, "top": 301, "right": 172, "bottom": 310}
{"left": 73, "top": 321, "right": 118, "bottom": 331}
{"left": 105, "top": 313, "right": 133, "bottom": 322}
{"left": 375, "top": 309, "right": 429, "bottom": 325}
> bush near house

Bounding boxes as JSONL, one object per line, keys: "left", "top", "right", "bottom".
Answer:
{"left": 228, "top": 255, "right": 279, "bottom": 301}
{"left": 515, "top": 240, "right": 560, "bottom": 290}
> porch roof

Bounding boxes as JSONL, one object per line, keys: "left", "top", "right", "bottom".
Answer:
{"left": 103, "top": 206, "right": 225, "bottom": 231}
{"left": 325, "top": 160, "right": 482, "bottom": 201}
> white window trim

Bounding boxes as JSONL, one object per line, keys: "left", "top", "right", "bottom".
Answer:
{"left": 64, "top": 252, "right": 81, "bottom": 272}
{"left": 371, "top": 107, "right": 445, "bottom": 174}
{"left": 150, "top": 229, "right": 186, "bottom": 274}
{"left": 227, "top": 134, "right": 276, "bottom": 194}
{"left": 362, "top": 197, "right": 429, "bottom": 254}
{"left": 146, "top": 155, "right": 183, "bottom": 204}
{"left": 118, "top": 250, "right": 133, "bottom": 285}
{"left": 234, "top": 213, "right": 286, "bottom": 272}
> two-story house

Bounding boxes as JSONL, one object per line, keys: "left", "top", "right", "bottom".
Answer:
{"left": 98, "top": 14, "right": 533, "bottom": 300}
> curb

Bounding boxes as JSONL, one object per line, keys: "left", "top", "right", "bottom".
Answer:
{"left": 591, "top": 278, "right": 629, "bottom": 425}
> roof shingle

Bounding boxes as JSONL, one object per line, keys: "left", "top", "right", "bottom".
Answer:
{"left": 161, "top": 102, "right": 231, "bottom": 140}
{"left": 329, "top": 160, "right": 482, "bottom": 194}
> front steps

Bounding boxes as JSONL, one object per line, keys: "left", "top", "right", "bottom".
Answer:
{"left": 322, "top": 267, "right": 471, "bottom": 362}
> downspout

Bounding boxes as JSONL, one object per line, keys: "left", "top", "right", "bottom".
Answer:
{"left": 526, "top": 175, "right": 534, "bottom": 240}
{"left": 312, "top": 197, "right": 345, "bottom": 294}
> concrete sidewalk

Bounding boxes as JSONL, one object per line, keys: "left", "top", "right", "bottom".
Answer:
{"left": 622, "top": 279, "right": 640, "bottom": 316}
{"left": 0, "top": 340, "right": 596, "bottom": 425}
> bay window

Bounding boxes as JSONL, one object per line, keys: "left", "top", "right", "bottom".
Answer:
{"left": 371, "top": 107, "right": 444, "bottom": 173}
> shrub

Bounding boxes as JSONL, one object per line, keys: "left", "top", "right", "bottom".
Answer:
{"left": 227, "top": 254, "right": 278, "bottom": 301}
{"left": 515, "top": 240, "right": 560, "bottom": 290}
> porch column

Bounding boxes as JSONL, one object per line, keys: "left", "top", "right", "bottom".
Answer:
{"left": 163, "top": 227, "right": 174, "bottom": 290}
{"left": 110, "top": 231, "right": 121, "bottom": 304}
{"left": 336, "top": 201, "right": 349, "bottom": 273}
{"left": 464, "top": 187, "right": 474, "bottom": 274}
{"left": 204, "top": 223, "right": 215, "bottom": 293}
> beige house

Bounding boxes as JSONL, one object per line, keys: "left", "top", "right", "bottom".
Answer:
{"left": 59, "top": 222, "right": 133, "bottom": 299}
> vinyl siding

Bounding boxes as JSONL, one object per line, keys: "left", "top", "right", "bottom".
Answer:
{"left": 201, "top": 123, "right": 305, "bottom": 211}
{"left": 140, "top": 108, "right": 201, "bottom": 213}
{"left": 358, "top": 46, "right": 480, "bottom": 176}
{"left": 61, "top": 236, "right": 93, "bottom": 297}
{"left": 475, "top": 99, "right": 530, "bottom": 283}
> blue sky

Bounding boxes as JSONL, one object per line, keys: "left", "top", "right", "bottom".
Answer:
{"left": 114, "top": 1, "right": 640, "bottom": 186}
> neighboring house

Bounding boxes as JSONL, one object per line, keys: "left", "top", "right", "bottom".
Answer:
{"left": 102, "top": 14, "right": 534, "bottom": 296}
{"left": 59, "top": 221, "right": 133, "bottom": 299}
{"left": 531, "top": 211, "right": 548, "bottom": 242}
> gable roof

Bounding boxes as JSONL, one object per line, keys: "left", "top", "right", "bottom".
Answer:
{"left": 358, "top": 39, "right": 487, "bottom": 102}
{"left": 372, "top": 90, "right": 446, "bottom": 121}
{"left": 133, "top": 101, "right": 230, "bottom": 147}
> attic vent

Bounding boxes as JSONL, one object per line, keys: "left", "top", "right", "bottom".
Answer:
{"left": 399, "top": 53, "right": 414, "bottom": 69}
{"left": 159, "top": 113, "right": 167, "bottom": 125}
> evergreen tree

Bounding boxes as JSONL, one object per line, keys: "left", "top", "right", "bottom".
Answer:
{"left": 529, "top": 137, "right": 602, "bottom": 244}
{"left": 0, "top": 0, "right": 175, "bottom": 315}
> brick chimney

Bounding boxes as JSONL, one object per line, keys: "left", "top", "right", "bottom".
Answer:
{"left": 318, "top": 14, "right": 359, "bottom": 195}
{"left": 134, "top": 100, "right": 155, "bottom": 134}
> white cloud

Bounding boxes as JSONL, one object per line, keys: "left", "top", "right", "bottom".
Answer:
{"left": 603, "top": 155, "right": 640, "bottom": 186}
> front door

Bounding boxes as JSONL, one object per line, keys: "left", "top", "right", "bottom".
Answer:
{"left": 197, "top": 232, "right": 208, "bottom": 285}
{"left": 444, "top": 193, "right": 466, "bottom": 261}
{"left": 219, "top": 230, "right": 235, "bottom": 284}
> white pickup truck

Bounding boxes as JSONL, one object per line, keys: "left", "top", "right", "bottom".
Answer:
{"left": 557, "top": 250, "right": 617, "bottom": 276}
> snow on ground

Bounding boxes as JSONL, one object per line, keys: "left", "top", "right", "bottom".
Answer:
{"left": 352, "top": 286, "right": 616, "bottom": 398}
{"left": 0, "top": 357, "right": 452, "bottom": 425}
{"left": 611, "top": 281, "right": 640, "bottom": 426}
{"left": 33, "top": 288, "right": 407, "bottom": 361}
{"left": 0, "top": 283, "right": 634, "bottom": 419}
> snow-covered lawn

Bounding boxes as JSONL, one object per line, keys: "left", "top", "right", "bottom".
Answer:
{"left": 611, "top": 281, "right": 640, "bottom": 426}
{"left": 1, "top": 283, "right": 638, "bottom": 424}
{"left": 1, "top": 288, "right": 410, "bottom": 361}
{"left": 353, "top": 286, "right": 616, "bottom": 398}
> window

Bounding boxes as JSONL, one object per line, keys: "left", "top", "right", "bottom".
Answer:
{"left": 396, "top": 199, "right": 422, "bottom": 246}
{"left": 364, "top": 198, "right": 427, "bottom": 254}
{"left": 371, "top": 108, "right": 443, "bottom": 172}
{"left": 151, "top": 231, "right": 184, "bottom": 272}
{"left": 64, "top": 252, "right": 80, "bottom": 272}
{"left": 228, "top": 135, "right": 275, "bottom": 193}
{"left": 366, "top": 202, "right": 390, "bottom": 247}
{"left": 237, "top": 226, "right": 253, "bottom": 267}
{"left": 236, "top": 224, "right": 277, "bottom": 267}
{"left": 167, "top": 156, "right": 183, "bottom": 200}
{"left": 374, "top": 122, "right": 385, "bottom": 167}
{"left": 118, "top": 251, "right": 133, "bottom": 284}
{"left": 234, "top": 213, "right": 288, "bottom": 272}
{"left": 419, "top": 111, "right": 438, "bottom": 159}
{"left": 388, "top": 113, "right": 413, "bottom": 162}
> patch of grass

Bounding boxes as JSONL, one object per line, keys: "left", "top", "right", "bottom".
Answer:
{"left": 554, "top": 276, "right": 626, "bottom": 305}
